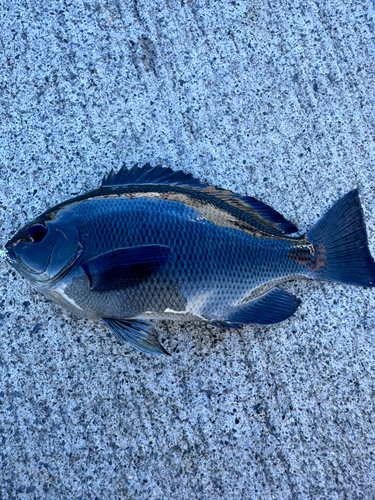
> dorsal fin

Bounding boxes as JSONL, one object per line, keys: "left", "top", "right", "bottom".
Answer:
{"left": 240, "top": 196, "right": 298, "bottom": 234}
{"left": 102, "top": 163, "right": 207, "bottom": 189}
{"left": 102, "top": 164, "right": 298, "bottom": 234}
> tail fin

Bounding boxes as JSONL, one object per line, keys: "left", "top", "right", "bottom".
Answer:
{"left": 307, "top": 189, "right": 375, "bottom": 287}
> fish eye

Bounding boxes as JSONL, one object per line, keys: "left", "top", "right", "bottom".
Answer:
{"left": 26, "top": 224, "right": 47, "bottom": 243}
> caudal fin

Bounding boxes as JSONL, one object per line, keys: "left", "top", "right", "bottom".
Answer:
{"left": 307, "top": 189, "right": 375, "bottom": 287}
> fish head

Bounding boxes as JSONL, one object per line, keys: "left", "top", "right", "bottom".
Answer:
{"left": 5, "top": 216, "right": 83, "bottom": 287}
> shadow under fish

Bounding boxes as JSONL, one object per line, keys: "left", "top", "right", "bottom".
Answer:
{"left": 6, "top": 165, "right": 375, "bottom": 355}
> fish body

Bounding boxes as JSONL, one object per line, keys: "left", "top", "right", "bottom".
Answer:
{"left": 6, "top": 165, "right": 375, "bottom": 354}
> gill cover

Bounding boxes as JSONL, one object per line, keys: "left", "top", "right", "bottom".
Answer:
{"left": 7, "top": 221, "right": 83, "bottom": 285}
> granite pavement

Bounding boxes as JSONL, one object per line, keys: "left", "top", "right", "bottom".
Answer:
{"left": 1, "top": 0, "right": 375, "bottom": 498}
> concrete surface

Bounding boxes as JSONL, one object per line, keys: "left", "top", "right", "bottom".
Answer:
{"left": 1, "top": 0, "right": 375, "bottom": 498}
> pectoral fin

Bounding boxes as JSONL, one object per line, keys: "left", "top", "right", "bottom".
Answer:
{"left": 103, "top": 318, "right": 170, "bottom": 355}
{"left": 82, "top": 245, "right": 172, "bottom": 291}
{"left": 227, "top": 288, "right": 301, "bottom": 325}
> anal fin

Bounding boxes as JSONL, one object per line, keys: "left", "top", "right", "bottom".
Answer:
{"left": 227, "top": 288, "right": 301, "bottom": 326}
{"left": 103, "top": 318, "right": 170, "bottom": 355}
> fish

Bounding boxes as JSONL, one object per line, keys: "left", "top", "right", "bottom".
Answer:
{"left": 5, "top": 164, "right": 375, "bottom": 355}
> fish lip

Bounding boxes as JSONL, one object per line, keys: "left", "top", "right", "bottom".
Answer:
{"left": 5, "top": 245, "right": 19, "bottom": 265}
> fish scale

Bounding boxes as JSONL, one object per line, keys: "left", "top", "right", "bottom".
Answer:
{"left": 16, "top": 197, "right": 304, "bottom": 318}
{"left": 6, "top": 164, "right": 375, "bottom": 355}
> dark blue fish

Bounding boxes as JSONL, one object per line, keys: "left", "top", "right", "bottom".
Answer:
{"left": 6, "top": 165, "right": 375, "bottom": 355}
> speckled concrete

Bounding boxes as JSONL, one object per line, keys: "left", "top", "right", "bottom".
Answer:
{"left": 1, "top": 0, "right": 375, "bottom": 498}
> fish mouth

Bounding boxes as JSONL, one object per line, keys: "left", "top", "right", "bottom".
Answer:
{"left": 5, "top": 245, "right": 19, "bottom": 265}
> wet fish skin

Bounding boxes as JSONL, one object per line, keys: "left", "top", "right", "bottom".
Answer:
{"left": 5, "top": 164, "right": 375, "bottom": 355}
